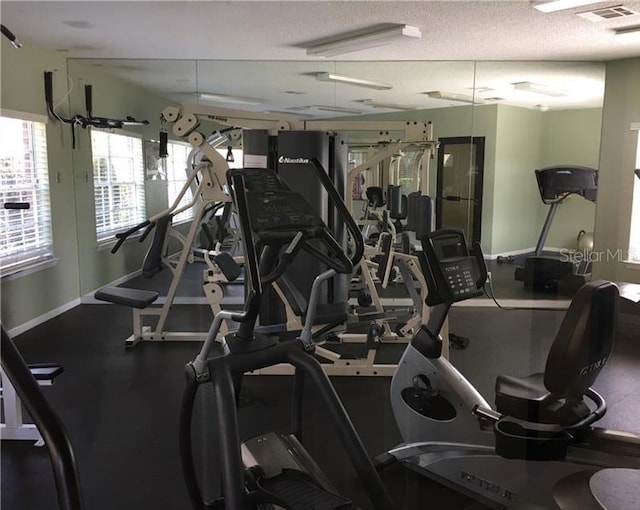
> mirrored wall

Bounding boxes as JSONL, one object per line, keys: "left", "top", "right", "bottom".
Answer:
{"left": 68, "top": 57, "right": 605, "bottom": 303}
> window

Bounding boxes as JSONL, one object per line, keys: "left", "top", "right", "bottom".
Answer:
{"left": 628, "top": 131, "right": 640, "bottom": 262}
{"left": 165, "top": 141, "right": 193, "bottom": 223}
{"left": 91, "top": 130, "right": 145, "bottom": 242}
{"left": 0, "top": 115, "right": 53, "bottom": 274}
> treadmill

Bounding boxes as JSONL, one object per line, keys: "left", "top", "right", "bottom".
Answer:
{"left": 515, "top": 165, "right": 598, "bottom": 293}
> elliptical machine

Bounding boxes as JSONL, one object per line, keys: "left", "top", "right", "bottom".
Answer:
{"left": 378, "top": 228, "right": 640, "bottom": 509}
{"left": 180, "top": 161, "right": 394, "bottom": 510}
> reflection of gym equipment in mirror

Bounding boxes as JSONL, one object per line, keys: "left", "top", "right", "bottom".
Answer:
{"left": 512, "top": 166, "right": 598, "bottom": 294}
{"left": 96, "top": 103, "right": 443, "bottom": 376}
{"left": 378, "top": 228, "right": 640, "bottom": 510}
{"left": 436, "top": 136, "right": 485, "bottom": 245}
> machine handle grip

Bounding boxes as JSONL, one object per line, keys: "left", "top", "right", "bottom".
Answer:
{"left": 111, "top": 220, "right": 151, "bottom": 254}
{"left": 260, "top": 232, "right": 307, "bottom": 284}
{"left": 3, "top": 202, "right": 30, "bottom": 209}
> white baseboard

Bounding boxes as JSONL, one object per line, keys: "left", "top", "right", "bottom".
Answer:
{"left": 485, "top": 248, "right": 533, "bottom": 261}
{"left": 8, "top": 270, "right": 145, "bottom": 336}
{"left": 80, "top": 269, "right": 142, "bottom": 304}
{"left": 377, "top": 297, "right": 570, "bottom": 310}
{"left": 8, "top": 298, "right": 81, "bottom": 338}
{"left": 485, "top": 247, "right": 571, "bottom": 261}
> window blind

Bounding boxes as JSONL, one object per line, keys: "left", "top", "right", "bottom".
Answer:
{"left": 165, "top": 141, "right": 194, "bottom": 223}
{"left": 91, "top": 130, "right": 145, "bottom": 242}
{"left": 0, "top": 116, "right": 53, "bottom": 272}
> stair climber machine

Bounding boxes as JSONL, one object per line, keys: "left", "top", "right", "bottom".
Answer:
{"left": 180, "top": 162, "right": 394, "bottom": 510}
{"left": 377, "top": 228, "right": 640, "bottom": 509}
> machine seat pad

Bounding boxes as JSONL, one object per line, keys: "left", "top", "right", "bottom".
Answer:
{"left": 302, "top": 302, "right": 349, "bottom": 327}
{"left": 495, "top": 372, "right": 553, "bottom": 422}
{"left": 94, "top": 286, "right": 159, "bottom": 309}
{"left": 28, "top": 363, "right": 64, "bottom": 382}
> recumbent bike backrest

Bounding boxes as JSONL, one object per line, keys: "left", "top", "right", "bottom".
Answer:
{"left": 544, "top": 280, "right": 618, "bottom": 401}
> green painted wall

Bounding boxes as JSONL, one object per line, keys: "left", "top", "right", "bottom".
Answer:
{"left": 66, "top": 60, "right": 174, "bottom": 295}
{"left": 1, "top": 43, "right": 80, "bottom": 330}
{"left": 540, "top": 108, "right": 601, "bottom": 250}
{"left": 488, "top": 106, "right": 602, "bottom": 256}
{"left": 491, "top": 105, "right": 544, "bottom": 255}
{"left": 0, "top": 43, "right": 177, "bottom": 331}
{"left": 593, "top": 58, "right": 640, "bottom": 283}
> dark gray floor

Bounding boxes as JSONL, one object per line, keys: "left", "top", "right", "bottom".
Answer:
{"left": 2, "top": 303, "right": 639, "bottom": 510}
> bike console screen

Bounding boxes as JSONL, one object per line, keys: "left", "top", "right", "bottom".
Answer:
{"left": 422, "top": 229, "right": 485, "bottom": 305}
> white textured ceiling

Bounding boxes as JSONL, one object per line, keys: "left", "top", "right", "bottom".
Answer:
{"left": 1, "top": 1, "right": 638, "bottom": 115}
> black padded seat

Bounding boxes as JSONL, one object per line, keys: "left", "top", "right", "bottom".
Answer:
{"left": 94, "top": 287, "right": 159, "bottom": 309}
{"left": 366, "top": 187, "right": 385, "bottom": 208}
{"left": 495, "top": 280, "right": 619, "bottom": 426}
{"left": 495, "top": 373, "right": 553, "bottom": 423}
{"left": 302, "top": 303, "right": 348, "bottom": 327}
{"left": 277, "top": 276, "right": 348, "bottom": 326}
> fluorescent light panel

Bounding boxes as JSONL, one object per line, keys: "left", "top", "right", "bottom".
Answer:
{"left": 199, "top": 92, "right": 265, "bottom": 105}
{"left": 532, "top": 0, "right": 604, "bottom": 13}
{"left": 358, "top": 99, "right": 415, "bottom": 110}
{"left": 614, "top": 25, "right": 640, "bottom": 42}
{"left": 314, "top": 105, "right": 363, "bottom": 114}
{"left": 307, "top": 24, "right": 421, "bottom": 57}
{"left": 316, "top": 72, "right": 392, "bottom": 90}
{"left": 512, "top": 81, "right": 567, "bottom": 97}
{"left": 424, "top": 91, "right": 482, "bottom": 104}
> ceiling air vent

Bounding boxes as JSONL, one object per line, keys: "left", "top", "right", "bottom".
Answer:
{"left": 577, "top": 5, "right": 639, "bottom": 22}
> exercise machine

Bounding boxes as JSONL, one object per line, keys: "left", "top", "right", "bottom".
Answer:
{"left": 180, "top": 162, "right": 394, "bottom": 509}
{"left": 378, "top": 228, "right": 640, "bottom": 509}
{"left": 515, "top": 165, "right": 598, "bottom": 293}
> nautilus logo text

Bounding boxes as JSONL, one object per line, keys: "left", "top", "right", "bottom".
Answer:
{"left": 278, "top": 156, "right": 309, "bottom": 164}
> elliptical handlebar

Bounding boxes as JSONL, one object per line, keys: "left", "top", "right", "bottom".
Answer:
{"left": 309, "top": 158, "right": 364, "bottom": 268}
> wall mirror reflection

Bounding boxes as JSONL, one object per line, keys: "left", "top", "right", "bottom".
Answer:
{"left": 64, "top": 58, "right": 606, "bottom": 308}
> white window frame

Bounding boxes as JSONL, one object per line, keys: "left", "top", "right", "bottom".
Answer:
{"left": 0, "top": 111, "right": 54, "bottom": 276}
{"left": 164, "top": 141, "right": 194, "bottom": 224}
{"left": 627, "top": 123, "right": 640, "bottom": 264}
{"left": 91, "top": 130, "right": 145, "bottom": 244}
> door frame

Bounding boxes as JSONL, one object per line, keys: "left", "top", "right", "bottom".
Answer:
{"left": 436, "top": 136, "right": 485, "bottom": 244}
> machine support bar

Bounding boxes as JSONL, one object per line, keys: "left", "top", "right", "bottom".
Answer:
{"left": 535, "top": 202, "right": 559, "bottom": 256}
{"left": 287, "top": 349, "right": 395, "bottom": 510}
{"left": 212, "top": 363, "right": 245, "bottom": 510}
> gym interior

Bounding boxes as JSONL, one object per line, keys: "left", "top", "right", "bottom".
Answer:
{"left": 1, "top": 2, "right": 640, "bottom": 510}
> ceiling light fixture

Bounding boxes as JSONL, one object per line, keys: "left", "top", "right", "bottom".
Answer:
{"left": 315, "top": 72, "right": 392, "bottom": 90}
{"left": 357, "top": 99, "right": 415, "bottom": 110}
{"left": 613, "top": 24, "right": 640, "bottom": 42}
{"left": 532, "top": 0, "right": 604, "bottom": 13}
{"left": 512, "top": 81, "right": 567, "bottom": 97}
{"left": 306, "top": 24, "right": 421, "bottom": 57}
{"left": 198, "top": 92, "right": 265, "bottom": 105}
{"left": 314, "top": 105, "right": 363, "bottom": 114}
{"left": 424, "top": 91, "right": 483, "bottom": 104}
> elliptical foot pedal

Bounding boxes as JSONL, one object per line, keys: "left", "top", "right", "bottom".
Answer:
{"left": 258, "top": 469, "right": 352, "bottom": 510}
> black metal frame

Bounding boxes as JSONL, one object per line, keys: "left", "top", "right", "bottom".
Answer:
{"left": 179, "top": 162, "right": 391, "bottom": 510}
{"left": 1, "top": 326, "right": 85, "bottom": 510}
{"left": 435, "top": 136, "right": 485, "bottom": 244}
